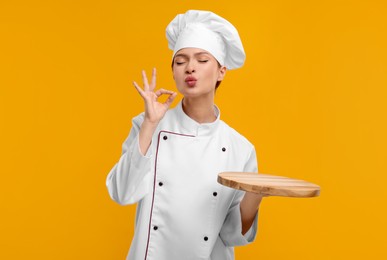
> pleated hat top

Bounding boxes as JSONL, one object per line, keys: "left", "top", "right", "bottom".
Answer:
{"left": 166, "top": 10, "right": 246, "bottom": 70}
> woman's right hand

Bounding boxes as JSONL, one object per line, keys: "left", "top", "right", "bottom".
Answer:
{"left": 133, "top": 68, "right": 177, "bottom": 124}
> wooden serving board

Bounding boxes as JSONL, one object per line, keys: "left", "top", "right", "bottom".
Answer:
{"left": 218, "top": 172, "right": 320, "bottom": 198}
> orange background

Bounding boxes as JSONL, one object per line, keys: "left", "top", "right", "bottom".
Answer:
{"left": 1, "top": 0, "right": 386, "bottom": 259}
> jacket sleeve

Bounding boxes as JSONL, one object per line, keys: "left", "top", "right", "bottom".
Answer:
{"left": 219, "top": 145, "right": 259, "bottom": 247}
{"left": 105, "top": 113, "right": 154, "bottom": 205}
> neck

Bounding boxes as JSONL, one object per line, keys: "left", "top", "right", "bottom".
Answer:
{"left": 182, "top": 96, "right": 216, "bottom": 124}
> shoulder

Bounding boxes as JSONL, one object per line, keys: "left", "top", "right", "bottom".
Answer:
{"left": 219, "top": 120, "right": 254, "bottom": 150}
{"left": 218, "top": 120, "right": 256, "bottom": 166}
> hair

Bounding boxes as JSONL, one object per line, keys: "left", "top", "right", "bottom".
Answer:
{"left": 171, "top": 60, "right": 223, "bottom": 91}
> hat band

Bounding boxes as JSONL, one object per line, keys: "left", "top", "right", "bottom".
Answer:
{"left": 173, "top": 23, "right": 225, "bottom": 65}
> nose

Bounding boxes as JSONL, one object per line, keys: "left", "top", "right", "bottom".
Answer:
{"left": 185, "top": 60, "right": 195, "bottom": 74}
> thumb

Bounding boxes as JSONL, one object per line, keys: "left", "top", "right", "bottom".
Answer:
{"left": 163, "top": 92, "right": 177, "bottom": 107}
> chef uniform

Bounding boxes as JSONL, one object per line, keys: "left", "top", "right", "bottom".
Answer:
{"left": 106, "top": 10, "right": 259, "bottom": 260}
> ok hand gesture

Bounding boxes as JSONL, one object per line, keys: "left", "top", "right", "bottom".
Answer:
{"left": 133, "top": 68, "right": 177, "bottom": 124}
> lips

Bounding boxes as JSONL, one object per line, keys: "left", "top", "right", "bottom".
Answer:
{"left": 185, "top": 76, "right": 197, "bottom": 87}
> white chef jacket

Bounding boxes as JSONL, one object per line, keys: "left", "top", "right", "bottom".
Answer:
{"left": 106, "top": 100, "right": 259, "bottom": 260}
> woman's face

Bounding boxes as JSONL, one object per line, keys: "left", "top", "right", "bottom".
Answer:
{"left": 172, "top": 48, "right": 226, "bottom": 98}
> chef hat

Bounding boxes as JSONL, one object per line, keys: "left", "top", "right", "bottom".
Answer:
{"left": 166, "top": 10, "right": 245, "bottom": 70}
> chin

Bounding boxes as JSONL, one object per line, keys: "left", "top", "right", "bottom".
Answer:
{"left": 177, "top": 85, "right": 198, "bottom": 95}
{"left": 182, "top": 90, "right": 215, "bottom": 100}
{"left": 177, "top": 83, "right": 215, "bottom": 98}
{"left": 180, "top": 91, "right": 201, "bottom": 99}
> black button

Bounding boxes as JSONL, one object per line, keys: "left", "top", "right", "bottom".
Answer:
{"left": 153, "top": 226, "right": 158, "bottom": 230}
{"left": 204, "top": 236, "right": 208, "bottom": 241}
{"left": 163, "top": 135, "right": 168, "bottom": 140}
{"left": 213, "top": 192, "right": 217, "bottom": 197}
{"left": 222, "top": 147, "right": 226, "bottom": 152}
{"left": 159, "top": 182, "right": 163, "bottom": 186}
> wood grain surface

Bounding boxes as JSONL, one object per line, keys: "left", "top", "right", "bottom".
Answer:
{"left": 218, "top": 172, "right": 320, "bottom": 198}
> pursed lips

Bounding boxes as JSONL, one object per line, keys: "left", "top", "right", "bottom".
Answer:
{"left": 185, "top": 76, "right": 197, "bottom": 87}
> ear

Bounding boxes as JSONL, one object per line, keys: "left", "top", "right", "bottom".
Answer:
{"left": 217, "top": 66, "right": 227, "bottom": 81}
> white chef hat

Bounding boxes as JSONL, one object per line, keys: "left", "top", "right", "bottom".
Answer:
{"left": 166, "top": 10, "right": 246, "bottom": 70}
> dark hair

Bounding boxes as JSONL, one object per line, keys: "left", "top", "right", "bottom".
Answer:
{"left": 215, "top": 79, "right": 222, "bottom": 90}
{"left": 171, "top": 60, "right": 223, "bottom": 91}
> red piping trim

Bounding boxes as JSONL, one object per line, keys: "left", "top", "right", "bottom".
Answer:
{"left": 144, "top": 130, "right": 195, "bottom": 260}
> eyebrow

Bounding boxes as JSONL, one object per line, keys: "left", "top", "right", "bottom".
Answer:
{"left": 174, "top": 52, "right": 211, "bottom": 59}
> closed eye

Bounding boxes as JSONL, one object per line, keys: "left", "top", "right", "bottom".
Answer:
{"left": 199, "top": 60, "right": 209, "bottom": 63}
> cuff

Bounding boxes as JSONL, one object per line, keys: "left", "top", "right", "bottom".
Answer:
{"left": 133, "top": 134, "right": 152, "bottom": 162}
{"left": 220, "top": 201, "right": 258, "bottom": 247}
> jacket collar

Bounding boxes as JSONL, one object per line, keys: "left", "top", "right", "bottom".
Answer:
{"left": 174, "top": 99, "right": 221, "bottom": 137}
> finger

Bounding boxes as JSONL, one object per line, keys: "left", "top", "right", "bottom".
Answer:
{"left": 149, "top": 68, "right": 156, "bottom": 91}
{"left": 133, "top": 81, "right": 145, "bottom": 98}
{"left": 155, "top": 88, "right": 175, "bottom": 97}
{"left": 142, "top": 70, "right": 150, "bottom": 91}
{"left": 163, "top": 92, "right": 177, "bottom": 107}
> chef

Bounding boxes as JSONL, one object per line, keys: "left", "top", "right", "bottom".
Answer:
{"left": 106, "top": 10, "right": 263, "bottom": 260}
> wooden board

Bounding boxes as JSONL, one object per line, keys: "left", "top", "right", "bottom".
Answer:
{"left": 218, "top": 172, "right": 320, "bottom": 198}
